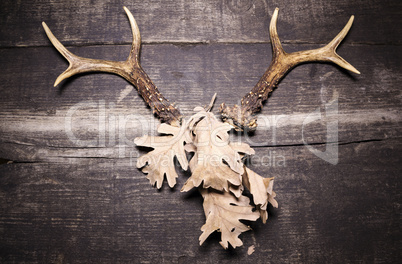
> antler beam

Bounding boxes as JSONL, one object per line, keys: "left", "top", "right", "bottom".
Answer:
{"left": 42, "top": 7, "right": 182, "bottom": 126}
{"left": 220, "top": 8, "right": 360, "bottom": 131}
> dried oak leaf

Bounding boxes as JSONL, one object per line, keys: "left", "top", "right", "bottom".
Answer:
{"left": 243, "top": 167, "right": 278, "bottom": 223}
{"left": 199, "top": 189, "right": 260, "bottom": 249}
{"left": 181, "top": 110, "right": 253, "bottom": 192}
{"left": 134, "top": 122, "right": 189, "bottom": 189}
{"left": 184, "top": 142, "right": 247, "bottom": 198}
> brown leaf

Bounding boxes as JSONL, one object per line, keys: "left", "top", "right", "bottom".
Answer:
{"left": 181, "top": 161, "right": 242, "bottom": 192}
{"left": 243, "top": 167, "right": 278, "bottom": 223}
{"left": 199, "top": 189, "right": 260, "bottom": 249}
{"left": 135, "top": 123, "right": 189, "bottom": 188}
{"left": 182, "top": 110, "right": 254, "bottom": 192}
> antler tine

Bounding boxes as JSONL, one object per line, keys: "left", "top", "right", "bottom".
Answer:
{"left": 124, "top": 6, "right": 141, "bottom": 66}
{"left": 269, "top": 8, "right": 285, "bottom": 58}
{"left": 220, "top": 8, "right": 360, "bottom": 131}
{"left": 42, "top": 22, "right": 129, "bottom": 87}
{"left": 42, "top": 7, "right": 182, "bottom": 126}
{"left": 321, "top": 16, "right": 360, "bottom": 74}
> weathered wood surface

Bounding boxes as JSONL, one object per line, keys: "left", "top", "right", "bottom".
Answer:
{"left": 0, "top": 0, "right": 401, "bottom": 263}
{"left": 1, "top": 140, "right": 400, "bottom": 263}
{"left": 1, "top": 0, "right": 401, "bottom": 47}
{"left": 0, "top": 44, "right": 400, "bottom": 160}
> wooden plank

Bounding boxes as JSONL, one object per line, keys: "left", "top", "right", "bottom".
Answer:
{"left": 0, "top": 0, "right": 401, "bottom": 47}
{"left": 0, "top": 43, "right": 401, "bottom": 161}
{"left": 0, "top": 139, "right": 400, "bottom": 263}
{"left": 1, "top": 0, "right": 401, "bottom": 263}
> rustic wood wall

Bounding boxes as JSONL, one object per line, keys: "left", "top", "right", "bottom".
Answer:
{"left": 0, "top": 0, "right": 401, "bottom": 263}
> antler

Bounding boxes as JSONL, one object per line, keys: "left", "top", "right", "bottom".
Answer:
{"left": 42, "top": 7, "right": 182, "bottom": 126}
{"left": 220, "top": 8, "right": 360, "bottom": 131}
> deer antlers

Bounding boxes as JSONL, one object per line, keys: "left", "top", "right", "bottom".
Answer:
{"left": 42, "top": 7, "right": 182, "bottom": 126}
{"left": 43, "top": 6, "right": 361, "bottom": 249}
{"left": 220, "top": 8, "right": 360, "bottom": 131}
{"left": 43, "top": 7, "right": 359, "bottom": 130}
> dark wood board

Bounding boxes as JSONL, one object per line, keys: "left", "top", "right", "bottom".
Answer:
{"left": 0, "top": 140, "right": 400, "bottom": 263}
{"left": 0, "top": 0, "right": 401, "bottom": 47}
{"left": 0, "top": 44, "right": 401, "bottom": 161}
{"left": 0, "top": 0, "right": 401, "bottom": 263}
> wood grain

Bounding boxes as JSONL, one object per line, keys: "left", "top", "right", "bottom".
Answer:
{"left": 0, "top": 0, "right": 401, "bottom": 47}
{"left": 0, "top": 0, "right": 401, "bottom": 263}
{"left": 0, "top": 44, "right": 400, "bottom": 161}
{"left": 0, "top": 140, "right": 400, "bottom": 263}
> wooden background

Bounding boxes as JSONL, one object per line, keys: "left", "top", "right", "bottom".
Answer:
{"left": 0, "top": 0, "right": 401, "bottom": 263}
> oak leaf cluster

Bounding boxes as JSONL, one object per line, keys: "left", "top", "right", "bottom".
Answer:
{"left": 135, "top": 106, "right": 278, "bottom": 249}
